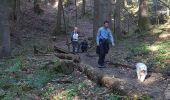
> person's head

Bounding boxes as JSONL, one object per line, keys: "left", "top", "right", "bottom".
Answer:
{"left": 74, "top": 27, "right": 78, "bottom": 33}
{"left": 104, "top": 20, "right": 109, "bottom": 28}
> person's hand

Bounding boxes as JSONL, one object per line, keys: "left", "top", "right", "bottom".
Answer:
{"left": 112, "top": 42, "right": 115, "bottom": 46}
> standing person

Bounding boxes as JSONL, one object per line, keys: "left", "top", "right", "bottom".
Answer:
{"left": 96, "top": 21, "right": 115, "bottom": 68}
{"left": 71, "top": 27, "right": 79, "bottom": 54}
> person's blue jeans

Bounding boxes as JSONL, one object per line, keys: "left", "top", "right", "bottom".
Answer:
{"left": 72, "top": 41, "right": 79, "bottom": 53}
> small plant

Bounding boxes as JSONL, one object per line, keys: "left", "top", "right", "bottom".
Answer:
{"left": 41, "top": 85, "right": 55, "bottom": 97}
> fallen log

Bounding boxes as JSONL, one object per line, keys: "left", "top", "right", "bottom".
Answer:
{"left": 34, "top": 52, "right": 80, "bottom": 63}
{"left": 43, "top": 59, "right": 75, "bottom": 75}
{"left": 78, "top": 63, "right": 147, "bottom": 96}
{"left": 54, "top": 45, "right": 70, "bottom": 54}
{"left": 59, "top": 60, "right": 148, "bottom": 97}
{"left": 33, "top": 45, "right": 47, "bottom": 55}
{"left": 55, "top": 53, "right": 80, "bottom": 63}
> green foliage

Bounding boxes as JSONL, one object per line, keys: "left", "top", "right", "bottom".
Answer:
{"left": 49, "top": 82, "right": 87, "bottom": 99}
{"left": 105, "top": 95, "right": 119, "bottom": 100}
{"left": 26, "top": 70, "right": 51, "bottom": 88}
{"left": 62, "top": 83, "right": 84, "bottom": 97}
{"left": 129, "top": 44, "right": 149, "bottom": 56}
{"left": 138, "top": 96, "right": 152, "bottom": 100}
{"left": 5, "top": 60, "right": 21, "bottom": 72}
{"left": 1, "top": 92, "right": 16, "bottom": 100}
{"left": 41, "top": 85, "right": 55, "bottom": 97}
{"left": 0, "top": 56, "right": 57, "bottom": 99}
{"left": 105, "top": 95, "right": 152, "bottom": 100}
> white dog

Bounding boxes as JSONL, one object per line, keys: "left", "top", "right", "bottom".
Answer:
{"left": 136, "top": 63, "right": 147, "bottom": 82}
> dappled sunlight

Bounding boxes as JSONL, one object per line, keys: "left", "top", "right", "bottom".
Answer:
{"left": 52, "top": 1, "right": 59, "bottom": 9}
{"left": 50, "top": 89, "right": 80, "bottom": 100}
{"left": 144, "top": 73, "right": 163, "bottom": 86}
{"left": 159, "top": 33, "right": 170, "bottom": 39}
{"left": 144, "top": 77, "right": 159, "bottom": 85}
{"left": 129, "top": 7, "right": 139, "bottom": 15}
{"left": 148, "top": 45, "right": 159, "bottom": 52}
{"left": 77, "top": 0, "right": 82, "bottom": 6}
{"left": 48, "top": 1, "right": 58, "bottom": 9}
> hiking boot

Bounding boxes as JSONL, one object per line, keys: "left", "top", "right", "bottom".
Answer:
{"left": 97, "top": 64, "right": 106, "bottom": 68}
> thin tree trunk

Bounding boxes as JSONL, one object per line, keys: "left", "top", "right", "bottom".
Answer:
{"left": 0, "top": 0, "right": 13, "bottom": 58}
{"left": 124, "top": 0, "right": 128, "bottom": 7}
{"left": 11, "top": 0, "right": 21, "bottom": 45}
{"left": 75, "top": 0, "right": 78, "bottom": 26}
{"left": 34, "top": 0, "right": 38, "bottom": 8}
{"left": 152, "top": 0, "right": 159, "bottom": 25}
{"left": 114, "top": 0, "right": 122, "bottom": 39}
{"left": 82, "top": 0, "right": 86, "bottom": 15}
{"left": 53, "top": 0, "right": 63, "bottom": 35}
{"left": 1, "top": 20, "right": 11, "bottom": 57}
{"left": 62, "top": 4, "right": 70, "bottom": 51}
{"left": 138, "top": 0, "right": 150, "bottom": 30}
{"left": 93, "top": 0, "right": 99, "bottom": 40}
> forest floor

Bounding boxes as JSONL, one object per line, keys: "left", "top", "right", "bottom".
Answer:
{"left": 0, "top": 0, "right": 170, "bottom": 99}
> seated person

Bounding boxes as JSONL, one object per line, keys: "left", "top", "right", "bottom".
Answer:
{"left": 80, "top": 40, "right": 88, "bottom": 52}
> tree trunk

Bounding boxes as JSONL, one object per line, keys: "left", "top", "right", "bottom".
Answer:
{"left": 114, "top": 0, "right": 122, "bottom": 39}
{"left": 152, "top": 0, "right": 159, "bottom": 24}
{"left": 53, "top": 0, "right": 63, "bottom": 35}
{"left": 11, "top": 0, "right": 22, "bottom": 45}
{"left": 124, "top": 0, "right": 128, "bottom": 7}
{"left": 33, "top": 0, "right": 43, "bottom": 14}
{"left": 93, "top": 0, "right": 112, "bottom": 41}
{"left": 34, "top": 0, "right": 38, "bottom": 9}
{"left": 75, "top": 0, "right": 78, "bottom": 26}
{"left": 0, "top": 0, "right": 13, "bottom": 58}
{"left": 138, "top": 0, "right": 150, "bottom": 30}
{"left": 82, "top": 0, "right": 86, "bottom": 15}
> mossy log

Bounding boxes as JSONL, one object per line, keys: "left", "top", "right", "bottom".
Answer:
{"left": 44, "top": 59, "right": 75, "bottom": 75}
{"left": 54, "top": 45, "right": 70, "bottom": 54}
{"left": 55, "top": 53, "right": 80, "bottom": 63}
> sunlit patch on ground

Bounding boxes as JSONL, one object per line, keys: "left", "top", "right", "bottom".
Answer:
{"left": 159, "top": 32, "right": 170, "bottom": 39}
{"left": 148, "top": 45, "right": 159, "bottom": 52}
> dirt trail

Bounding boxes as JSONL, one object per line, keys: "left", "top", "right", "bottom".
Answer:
{"left": 54, "top": 17, "right": 169, "bottom": 100}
